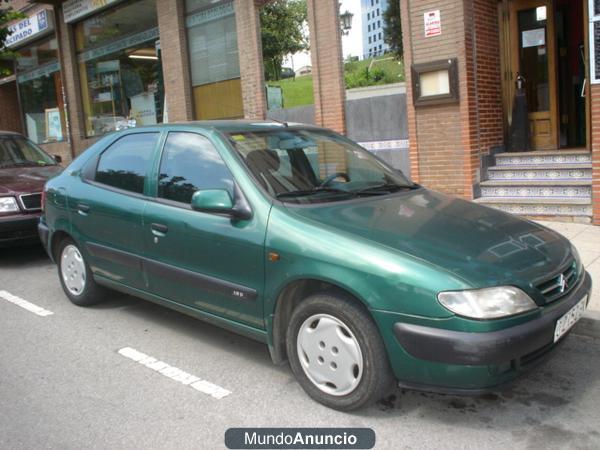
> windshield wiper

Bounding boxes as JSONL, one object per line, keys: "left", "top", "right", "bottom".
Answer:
{"left": 276, "top": 187, "right": 356, "bottom": 199}
{"left": 353, "top": 183, "right": 419, "bottom": 195}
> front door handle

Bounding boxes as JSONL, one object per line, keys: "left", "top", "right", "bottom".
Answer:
{"left": 77, "top": 203, "right": 90, "bottom": 215}
{"left": 151, "top": 223, "right": 168, "bottom": 235}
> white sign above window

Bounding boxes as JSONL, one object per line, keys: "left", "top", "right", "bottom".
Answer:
{"left": 63, "top": 0, "right": 124, "bottom": 23}
{"left": 4, "top": 10, "right": 53, "bottom": 49}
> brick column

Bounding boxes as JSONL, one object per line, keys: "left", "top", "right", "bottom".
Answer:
{"left": 0, "top": 81, "right": 22, "bottom": 133}
{"left": 157, "top": 0, "right": 194, "bottom": 122}
{"left": 306, "top": 0, "right": 346, "bottom": 134}
{"left": 54, "top": 5, "right": 87, "bottom": 157}
{"left": 235, "top": 0, "right": 267, "bottom": 120}
{"left": 591, "top": 84, "right": 600, "bottom": 225}
{"left": 401, "top": 0, "right": 503, "bottom": 198}
{"left": 400, "top": 0, "right": 419, "bottom": 182}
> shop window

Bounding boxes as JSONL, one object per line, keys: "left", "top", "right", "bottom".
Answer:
{"left": 186, "top": 0, "right": 243, "bottom": 120}
{"left": 16, "top": 36, "right": 66, "bottom": 144}
{"left": 75, "top": 0, "right": 164, "bottom": 137}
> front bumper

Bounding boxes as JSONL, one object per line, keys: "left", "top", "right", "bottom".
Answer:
{"left": 394, "top": 271, "right": 592, "bottom": 366}
{"left": 373, "top": 271, "right": 592, "bottom": 392}
{"left": 0, "top": 213, "right": 41, "bottom": 247}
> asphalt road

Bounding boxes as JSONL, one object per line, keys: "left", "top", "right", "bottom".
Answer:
{"left": 1, "top": 245, "right": 599, "bottom": 450}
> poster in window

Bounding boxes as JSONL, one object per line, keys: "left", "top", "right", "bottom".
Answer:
{"left": 45, "top": 108, "right": 62, "bottom": 142}
{"left": 130, "top": 92, "right": 157, "bottom": 126}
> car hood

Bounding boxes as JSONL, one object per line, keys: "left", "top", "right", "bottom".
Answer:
{"left": 285, "top": 188, "right": 572, "bottom": 288}
{"left": 0, "top": 165, "right": 62, "bottom": 195}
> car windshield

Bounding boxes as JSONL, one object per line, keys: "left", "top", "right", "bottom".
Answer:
{"left": 226, "top": 128, "right": 416, "bottom": 204}
{"left": 0, "top": 135, "right": 57, "bottom": 168}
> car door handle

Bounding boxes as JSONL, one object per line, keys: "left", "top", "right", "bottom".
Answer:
{"left": 151, "top": 223, "right": 168, "bottom": 235}
{"left": 77, "top": 203, "right": 90, "bottom": 215}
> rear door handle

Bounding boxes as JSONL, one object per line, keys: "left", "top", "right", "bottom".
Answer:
{"left": 151, "top": 223, "right": 168, "bottom": 235}
{"left": 77, "top": 203, "right": 90, "bottom": 215}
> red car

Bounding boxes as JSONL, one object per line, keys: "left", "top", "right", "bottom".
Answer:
{"left": 0, "top": 132, "right": 62, "bottom": 247}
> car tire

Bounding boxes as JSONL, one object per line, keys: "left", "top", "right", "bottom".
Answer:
{"left": 57, "top": 238, "right": 105, "bottom": 306}
{"left": 286, "top": 293, "right": 395, "bottom": 411}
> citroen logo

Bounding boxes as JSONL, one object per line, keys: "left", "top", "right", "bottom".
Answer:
{"left": 558, "top": 274, "right": 568, "bottom": 293}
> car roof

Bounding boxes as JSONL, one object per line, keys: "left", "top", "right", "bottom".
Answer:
{"left": 165, "top": 120, "right": 325, "bottom": 134}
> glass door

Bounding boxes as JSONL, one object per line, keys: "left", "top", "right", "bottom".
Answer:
{"left": 510, "top": 0, "right": 558, "bottom": 149}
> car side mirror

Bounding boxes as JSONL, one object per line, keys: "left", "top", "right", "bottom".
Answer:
{"left": 191, "top": 187, "right": 253, "bottom": 221}
{"left": 54, "top": 154, "right": 62, "bottom": 163}
{"left": 191, "top": 189, "right": 233, "bottom": 214}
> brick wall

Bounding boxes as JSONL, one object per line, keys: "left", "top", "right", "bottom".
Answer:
{"left": 54, "top": 3, "right": 88, "bottom": 157}
{"left": 402, "top": 0, "right": 468, "bottom": 196}
{"left": 591, "top": 84, "right": 600, "bottom": 225}
{"left": 307, "top": 0, "right": 346, "bottom": 134}
{"left": 235, "top": 0, "right": 267, "bottom": 120}
{"left": 402, "top": 0, "right": 503, "bottom": 198}
{"left": 471, "top": 0, "right": 503, "bottom": 157}
{"left": 157, "top": 0, "right": 194, "bottom": 122}
{"left": 400, "top": 0, "right": 419, "bottom": 183}
{"left": 0, "top": 82, "right": 22, "bottom": 133}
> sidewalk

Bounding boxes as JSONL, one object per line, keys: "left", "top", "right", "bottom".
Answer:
{"left": 536, "top": 221, "right": 599, "bottom": 315}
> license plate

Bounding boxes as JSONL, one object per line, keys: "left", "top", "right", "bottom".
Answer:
{"left": 554, "top": 296, "right": 587, "bottom": 343}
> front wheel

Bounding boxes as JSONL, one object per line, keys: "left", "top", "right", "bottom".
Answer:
{"left": 286, "top": 293, "right": 394, "bottom": 411}
{"left": 57, "top": 238, "right": 106, "bottom": 306}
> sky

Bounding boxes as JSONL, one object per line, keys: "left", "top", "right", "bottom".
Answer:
{"left": 283, "top": 0, "right": 364, "bottom": 71}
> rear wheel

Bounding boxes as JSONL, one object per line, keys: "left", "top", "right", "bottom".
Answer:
{"left": 57, "top": 238, "right": 105, "bottom": 306}
{"left": 286, "top": 293, "right": 394, "bottom": 410}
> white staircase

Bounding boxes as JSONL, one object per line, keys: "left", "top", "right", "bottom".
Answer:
{"left": 475, "top": 150, "right": 592, "bottom": 221}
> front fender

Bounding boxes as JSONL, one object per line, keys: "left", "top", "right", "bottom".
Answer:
{"left": 263, "top": 206, "right": 469, "bottom": 319}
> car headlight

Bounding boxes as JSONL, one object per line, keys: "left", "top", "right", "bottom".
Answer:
{"left": 0, "top": 196, "right": 19, "bottom": 214}
{"left": 437, "top": 286, "right": 537, "bottom": 319}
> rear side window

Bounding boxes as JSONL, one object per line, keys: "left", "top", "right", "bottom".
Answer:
{"left": 95, "top": 133, "right": 159, "bottom": 194}
{"left": 158, "top": 132, "right": 234, "bottom": 204}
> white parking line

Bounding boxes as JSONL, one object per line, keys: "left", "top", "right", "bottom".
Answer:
{"left": 118, "top": 347, "right": 231, "bottom": 399}
{"left": 0, "top": 290, "right": 54, "bottom": 317}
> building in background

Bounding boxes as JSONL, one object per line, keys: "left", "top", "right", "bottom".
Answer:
{"left": 0, "top": 0, "right": 599, "bottom": 225}
{"left": 361, "top": 0, "right": 389, "bottom": 58}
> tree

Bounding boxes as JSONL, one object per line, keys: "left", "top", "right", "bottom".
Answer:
{"left": 383, "top": 0, "right": 402, "bottom": 59}
{"left": 0, "top": 1, "right": 26, "bottom": 76}
{"left": 260, "top": 0, "right": 308, "bottom": 81}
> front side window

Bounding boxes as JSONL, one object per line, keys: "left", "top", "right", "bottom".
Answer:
{"left": 226, "top": 129, "right": 415, "bottom": 204}
{"left": 158, "top": 132, "right": 234, "bottom": 204}
{"left": 0, "top": 135, "right": 56, "bottom": 168}
{"left": 95, "top": 133, "right": 159, "bottom": 194}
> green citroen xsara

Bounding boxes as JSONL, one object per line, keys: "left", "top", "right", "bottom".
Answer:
{"left": 39, "top": 122, "right": 592, "bottom": 411}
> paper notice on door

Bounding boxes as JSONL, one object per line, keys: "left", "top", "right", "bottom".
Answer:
{"left": 522, "top": 28, "right": 545, "bottom": 48}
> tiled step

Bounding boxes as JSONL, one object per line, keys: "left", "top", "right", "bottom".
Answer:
{"left": 487, "top": 164, "right": 592, "bottom": 181}
{"left": 495, "top": 150, "right": 591, "bottom": 166}
{"left": 480, "top": 180, "right": 592, "bottom": 199}
{"left": 474, "top": 197, "right": 592, "bottom": 217}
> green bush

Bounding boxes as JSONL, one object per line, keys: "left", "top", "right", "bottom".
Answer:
{"left": 343, "top": 56, "right": 404, "bottom": 89}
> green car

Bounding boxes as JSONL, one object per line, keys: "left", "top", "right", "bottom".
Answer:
{"left": 39, "top": 122, "right": 591, "bottom": 410}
